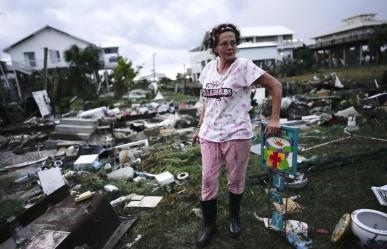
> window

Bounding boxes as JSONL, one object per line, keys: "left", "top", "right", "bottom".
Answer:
{"left": 103, "top": 47, "right": 118, "bottom": 54}
{"left": 244, "top": 37, "right": 254, "bottom": 43}
{"left": 255, "top": 36, "right": 277, "bottom": 43}
{"left": 24, "top": 52, "right": 36, "bottom": 67}
{"left": 283, "top": 35, "right": 293, "bottom": 41}
{"left": 49, "top": 49, "right": 61, "bottom": 63}
{"left": 109, "top": 56, "right": 118, "bottom": 63}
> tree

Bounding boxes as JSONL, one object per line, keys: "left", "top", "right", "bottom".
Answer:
{"left": 159, "top": 77, "right": 172, "bottom": 85}
{"left": 368, "top": 24, "right": 387, "bottom": 64}
{"left": 110, "top": 56, "right": 138, "bottom": 99}
{"left": 64, "top": 44, "right": 101, "bottom": 99}
{"left": 293, "top": 45, "right": 314, "bottom": 70}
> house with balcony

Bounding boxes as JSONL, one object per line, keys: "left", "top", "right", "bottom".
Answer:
{"left": 189, "top": 25, "right": 303, "bottom": 81}
{"left": 95, "top": 42, "right": 120, "bottom": 70}
{"left": 309, "top": 13, "right": 387, "bottom": 67}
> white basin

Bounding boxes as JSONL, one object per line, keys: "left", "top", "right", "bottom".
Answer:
{"left": 351, "top": 209, "right": 387, "bottom": 248}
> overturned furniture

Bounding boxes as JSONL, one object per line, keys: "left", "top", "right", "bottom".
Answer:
{"left": 0, "top": 186, "right": 136, "bottom": 249}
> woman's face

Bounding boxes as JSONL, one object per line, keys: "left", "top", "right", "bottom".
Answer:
{"left": 215, "top": 31, "right": 237, "bottom": 61}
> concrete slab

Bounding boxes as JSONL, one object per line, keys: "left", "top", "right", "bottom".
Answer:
{"left": 55, "top": 124, "right": 96, "bottom": 134}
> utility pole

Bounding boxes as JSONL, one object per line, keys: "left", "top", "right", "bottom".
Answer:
{"left": 152, "top": 53, "right": 157, "bottom": 82}
{"left": 183, "top": 64, "right": 187, "bottom": 94}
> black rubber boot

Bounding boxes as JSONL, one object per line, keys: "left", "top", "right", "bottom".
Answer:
{"left": 197, "top": 199, "right": 217, "bottom": 247}
{"left": 229, "top": 192, "right": 243, "bottom": 238}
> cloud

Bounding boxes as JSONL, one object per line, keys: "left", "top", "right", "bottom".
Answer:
{"left": 1, "top": 0, "right": 387, "bottom": 77}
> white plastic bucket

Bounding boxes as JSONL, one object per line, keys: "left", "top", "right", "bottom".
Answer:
{"left": 351, "top": 209, "right": 387, "bottom": 248}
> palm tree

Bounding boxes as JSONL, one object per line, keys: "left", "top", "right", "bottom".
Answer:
{"left": 64, "top": 44, "right": 100, "bottom": 99}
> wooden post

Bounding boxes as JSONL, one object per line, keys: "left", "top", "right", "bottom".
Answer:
{"left": 343, "top": 47, "right": 346, "bottom": 67}
{"left": 12, "top": 68, "right": 22, "bottom": 100}
{"left": 43, "top": 47, "right": 48, "bottom": 89}
{"left": 328, "top": 50, "right": 332, "bottom": 68}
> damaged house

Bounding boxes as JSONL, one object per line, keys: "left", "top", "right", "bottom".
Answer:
{"left": 0, "top": 25, "right": 120, "bottom": 122}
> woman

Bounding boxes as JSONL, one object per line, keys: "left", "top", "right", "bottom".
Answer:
{"left": 192, "top": 23, "right": 282, "bottom": 247}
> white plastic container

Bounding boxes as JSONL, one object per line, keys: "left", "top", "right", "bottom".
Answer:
{"left": 351, "top": 209, "right": 387, "bottom": 248}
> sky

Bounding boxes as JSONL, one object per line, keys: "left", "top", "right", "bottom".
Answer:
{"left": 1, "top": 0, "right": 387, "bottom": 79}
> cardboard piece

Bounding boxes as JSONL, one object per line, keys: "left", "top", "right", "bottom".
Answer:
{"left": 37, "top": 167, "right": 66, "bottom": 195}
{"left": 26, "top": 230, "right": 70, "bottom": 249}
{"left": 125, "top": 196, "right": 163, "bottom": 208}
{"left": 32, "top": 90, "right": 52, "bottom": 117}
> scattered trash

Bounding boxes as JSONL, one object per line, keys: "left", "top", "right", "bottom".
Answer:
{"left": 74, "top": 191, "right": 96, "bottom": 203}
{"left": 77, "top": 106, "right": 108, "bottom": 119}
{"left": 4, "top": 156, "right": 48, "bottom": 171}
{"left": 331, "top": 213, "right": 351, "bottom": 243}
{"left": 287, "top": 173, "right": 308, "bottom": 190}
{"left": 254, "top": 212, "right": 312, "bottom": 249}
{"left": 344, "top": 115, "right": 359, "bottom": 132}
{"left": 192, "top": 208, "right": 203, "bottom": 219}
{"left": 73, "top": 154, "right": 100, "bottom": 171}
{"left": 155, "top": 171, "right": 175, "bottom": 185}
{"left": 133, "top": 176, "right": 147, "bottom": 182}
{"left": 335, "top": 106, "right": 360, "bottom": 118}
{"left": 32, "top": 90, "right": 52, "bottom": 117}
{"left": 274, "top": 198, "right": 303, "bottom": 214}
{"left": 126, "top": 234, "right": 142, "bottom": 248}
{"left": 110, "top": 193, "right": 144, "bottom": 207}
{"left": 104, "top": 162, "right": 112, "bottom": 171}
{"left": 250, "top": 143, "right": 261, "bottom": 155}
{"left": 104, "top": 184, "right": 119, "bottom": 192}
{"left": 125, "top": 196, "right": 163, "bottom": 208}
{"left": 177, "top": 172, "right": 189, "bottom": 181}
{"left": 371, "top": 184, "right": 387, "bottom": 206}
{"left": 37, "top": 167, "right": 66, "bottom": 195}
{"left": 107, "top": 167, "right": 134, "bottom": 181}
{"left": 25, "top": 230, "right": 69, "bottom": 249}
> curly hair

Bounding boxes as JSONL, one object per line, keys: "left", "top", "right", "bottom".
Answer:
{"left": 209, "top": 23, "right": 241, "bottom": 56}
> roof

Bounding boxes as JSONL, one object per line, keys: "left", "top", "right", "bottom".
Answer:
{"left": 94, "top": 42, "right": 120, "bottom": 48}
{"left": 313, "top": 13, "right": 387, "bottom": 39}
{"left": 237, "top": 42, "right": 278, "bottom": 49}
{"left": 3, "top": 25, "right": 93, "bottom": 53}
{"left": 241, "top": 26, "right": 295, "bottom": 37}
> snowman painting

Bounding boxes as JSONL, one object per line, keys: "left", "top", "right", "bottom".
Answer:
{"left": 263, "top": 136, "right": 293, "bottom": 171}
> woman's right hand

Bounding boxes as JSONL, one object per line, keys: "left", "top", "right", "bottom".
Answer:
{"left": 192, "top": 129, "right": 200, "bottom": 145}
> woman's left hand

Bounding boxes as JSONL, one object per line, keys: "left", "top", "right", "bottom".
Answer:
{"left": 265, "top": 118, "right": 280, "bottom": 136}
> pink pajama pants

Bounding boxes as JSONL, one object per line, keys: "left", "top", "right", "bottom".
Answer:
{"left": 200, "top": 138, "right": 251, "bottom": 201}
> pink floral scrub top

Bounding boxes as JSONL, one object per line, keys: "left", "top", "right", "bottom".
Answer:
{"left": 198, "top": 57, "right": 265, "bottom": 142}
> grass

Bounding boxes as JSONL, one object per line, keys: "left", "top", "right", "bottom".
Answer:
{"left": 163, "top": 92, "right": 199, "bottom": 103}
{"left": 107, "top": 117, "right": 387, "bottom": 249}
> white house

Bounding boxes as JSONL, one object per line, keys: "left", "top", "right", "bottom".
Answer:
{"left": 134, "top": 72, "right": 167, "bottom": 83}
{"left": 95, "top": 42, "right": 120, "bottom": 69}
{"left": 2, "top": 25, "right": 119, "bottom": 73}
{"left": 189, "top": 25, "right": 303, "bottom": 81}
